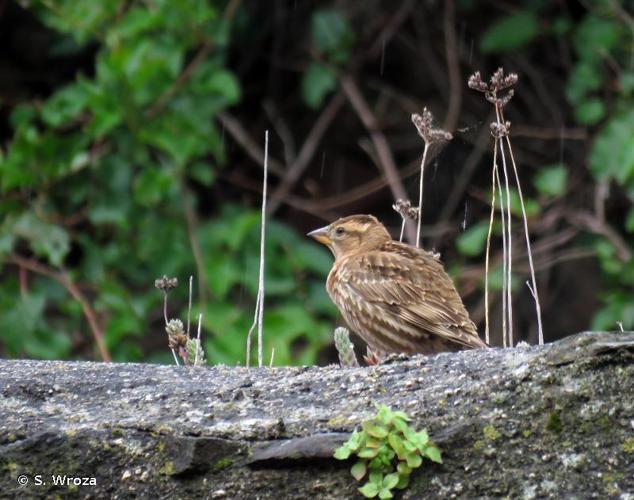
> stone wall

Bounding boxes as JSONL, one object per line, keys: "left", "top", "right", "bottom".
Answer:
{"left": 1, "top": 331, "right": 633, "bottom": 499}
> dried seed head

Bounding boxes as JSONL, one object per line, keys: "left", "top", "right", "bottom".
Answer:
{"left": 155, "top": 275, "right": 178, "bottom": 291}
{"left": 427, "top": 129, "right": 453, "bottom": 143}
{"left": 490, "top": 121, "right": 512, "bottom": 138}
{"left": 490, "top": 67, "right": 518, "bottom": 92}
{"left": 334, "top": 327, "right": 359, "bottom": 368}
{"left": 166, "top": 318, "right": 185, "bottom": 336}
{"left": 469, "top": 68, "right": 518, "bottom": 108}
{"left": 166, "top": 319, "right": 187, "bottom": 357}
{"left": 392, "top": 199, "right": 420, "bottom": 221}
{"left": 467, "top": 72, "right": 488, "bottom": 93}
{"left": 411, "top": 108, "right": 452, "bottom": 145}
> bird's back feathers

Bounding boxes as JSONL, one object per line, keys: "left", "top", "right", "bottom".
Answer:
{"left": 327, "top": 240, "right": 486, "bottom": 354}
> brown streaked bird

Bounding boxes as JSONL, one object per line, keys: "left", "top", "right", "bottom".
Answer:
{"left": 308, "top": 214, "right": 487, "bottom": 357}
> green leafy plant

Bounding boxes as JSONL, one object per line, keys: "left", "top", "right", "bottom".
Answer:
{"left": 334, "top": 405, "right": 441, "bottom": 499}
{"left": 0, "top": 1, "right": 337, "bottom": 364}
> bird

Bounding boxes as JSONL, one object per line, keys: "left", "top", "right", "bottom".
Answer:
{"left": 308, "top": 214, "right": 487, "bottom": 358}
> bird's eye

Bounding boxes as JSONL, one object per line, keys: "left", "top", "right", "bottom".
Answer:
{"left": 335, "top": 227, "right": 345, "bottom": 237}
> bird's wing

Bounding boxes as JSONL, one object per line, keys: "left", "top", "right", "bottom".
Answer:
{"left": 341, "top": 247, "right": 485, "bottom": 349}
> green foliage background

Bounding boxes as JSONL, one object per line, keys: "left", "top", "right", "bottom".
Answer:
{"left": 0, "top": 0, "right": 632, "bottom": 363}
{"left": 0, "top": 0, "right": 335, "bottom": 364}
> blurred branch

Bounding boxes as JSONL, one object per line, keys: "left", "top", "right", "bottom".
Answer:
{"left": 263, "top": 100, "right": 297, "bottom": 166}
{"left": 7, "top": 254, "right": 111, "bottom": 362}
{"left": 217, "top": 112, "right": 285, "bottom": 176}
{"left": 567, "top": 211, "right": 632, "bottom": 262}
{"left": 340, "top": 74, "right": 416, "bottom": 242}
{"left": 511, "top": 126, "right": 588, "bottom": 140}
{"left": 148, "top": 39, "right": 214, "bottom": 119}
{"left": 433, "top": 120, "right": 491, "bottom": 247}
{"left": 181, "top": 183, "right": 208, "bottom": 305}
{"left": 443, "top": 0, "right": 461, "bottom": 132}
{"left": 268, "top": 91, "right": 346, "bottom": 214}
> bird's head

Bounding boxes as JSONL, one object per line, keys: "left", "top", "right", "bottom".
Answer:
{"left": 307, "top": 214, "right": 391, "bottom": 259}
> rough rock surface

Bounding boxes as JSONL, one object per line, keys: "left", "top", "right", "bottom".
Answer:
{"left": 1, "top": 331, "right": 633, "bottom": 499}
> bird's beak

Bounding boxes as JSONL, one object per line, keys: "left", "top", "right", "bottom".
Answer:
{"left": 307, "top": 226, "right": 331, "bottom": 245}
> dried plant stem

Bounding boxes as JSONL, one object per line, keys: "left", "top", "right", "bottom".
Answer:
{"left": 495, "top": 107, "right": 514, "bottom": 348}
{"left": 484, "top": 159, "right": 498, "bottom": 346}
{"left": 195, "top": 313, "right": 203, "bottom": 366}
{"left": 171, "top": 350, "right": 180, "bottom": 365}
{"left": 505, "top": 134, "right": 544, "bottom": 344}
{"left": 399, "top": 219, "right": 406, "bottom": 242}
{"left": 494, "top": 155, "right": 508, "bottom": 348}
{"left": 246, "top": 293, "right": 259, "bottom": 367}
{"left": 416, "top": 142, "right": 430, "bottom": 248}
{"left": 269, "top": 348, "right": 275, "bottom": 368}
{"left": 187, "top": 275, "right": 193, "bottom": 338}
{"left": 247, "top": 130, "right": 269, "bottom": 367}
{"left": 162, "top": 292, "right": 168, "bottom": 325}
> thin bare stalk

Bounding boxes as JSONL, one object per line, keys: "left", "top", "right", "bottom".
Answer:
{"left": 496, "top": 107, "right": 514, "bottom": 348}
{"left": 416, "top": 142, "right": 430, "bottom": 248}
{"left": 269, "top": 348, "right": 275, "bottom": 368}
{"left": 506, "top": 135, "right": 544, "bottom": 344}
{"left": 484, "top": 155, "right": 499, "bottom": 346}
{"left": 246, "top": 293, "right": 260, "bottom": 367}
{"left": 399, "top": 219, "right": 406, "bottom": 242}
{"left": 162, "top": 293, "right": 168, "bottom": 325}
{"left": 171, "top": 350, "right": 180, "bottom": 365}
{"left": 195, "top": 313, "right": 203, "bottom": 366}
{"left": 494, "top": 154, "right": 508, "bottom": 348}
{"left": 187, "top": 275, "right": 193, "bottom": 338}
{"left": 247, "top": 130, "right": 269, "bottom": 367}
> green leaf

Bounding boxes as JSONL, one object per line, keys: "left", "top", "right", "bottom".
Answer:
{"left": 41, "top": 83, "right": 89, "bottom": 127}
{"left": 368, "top": 471, "right": 383, "bottom": 484}
{"left": 414, "top": 429, "right": 429, "bottom": 449}
{"left": 392, "top": 418, "right": 409, "bottom": 434}
{"left": 620, "top": 72, "right": 634, "bottom": 97}
{"left": 311, "top": 9, "right": 353, "bottom": 61}
{"left": 378, "top": 488, "right": 393, "bottom": 499}
{"left": 534, "top": 164, "right": 568, "bottom": 197}
{"left": 575, "top": 98, "right": 605, "bottom": 125}
{"left": 189, "top": 162, "right": 215, "bottom": 187}
{"left": 424, "top": 445, "right": 443, "bottom": 463}
{"left": 133, "top": 167, "right": 175, "bottom": 206}
{"left": 573, "top": 14, "right": 619, "bottom": 62}
{"left": 359, "top": 482, "right": 379, "bottom": 498}
{"left": 388, "top": 432, "right": 406, "bottom": 458}
{"left": 191, "top": 63, "right": 241, "bottom": 104}
{"left": 480, "top": 11, "right": 539, "bottom": 53}
{"left": 363, "top": 421, "right": 389, "bottom": 439}
{"left": 485, "top": 265, "right": 521, "bottom": 292}
{"left": 334, "top": 446, "right": 352, "bottom": 460}
{"left": 456, "top": 222, "right": 489, "bottom": 257}
{"left": 405, "top": 452, "right": 422, "bottom": 468}
{"left": 376, "top": 404, "right": 393, "bottom": 425}
{"left": 396, "top": 462, "right": 411, "bottom": 476}
{"left": 626, "top": 208, "right": 634, "bottom": 233}
{"left": 391, "top": 410, "right": 410, "bottom": 422}
{"left": 348, "top": 430, "right": 364, "bottom": 451}
{"left": 301, "top": 62, "right": 337, "bottom": 109}
{"left": 382, "top": 473, "right": 399, "bottom": 490}
{"left": 566, "top": 62, "right": 602, "bottom": 104}
{"left": 351, "top": 460, "right": 367, "bottom": 480}
{"left": 10, "top": 212, "right": 70, "bottom": 266}
{"left": 396, "top": 473, "right": 410, "bottom": 489}
{"left": 590, "top": 108, "right": 634, "bottom": 186}
{"left": 358, "top": 447, "right": 380, "bottom": 459}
